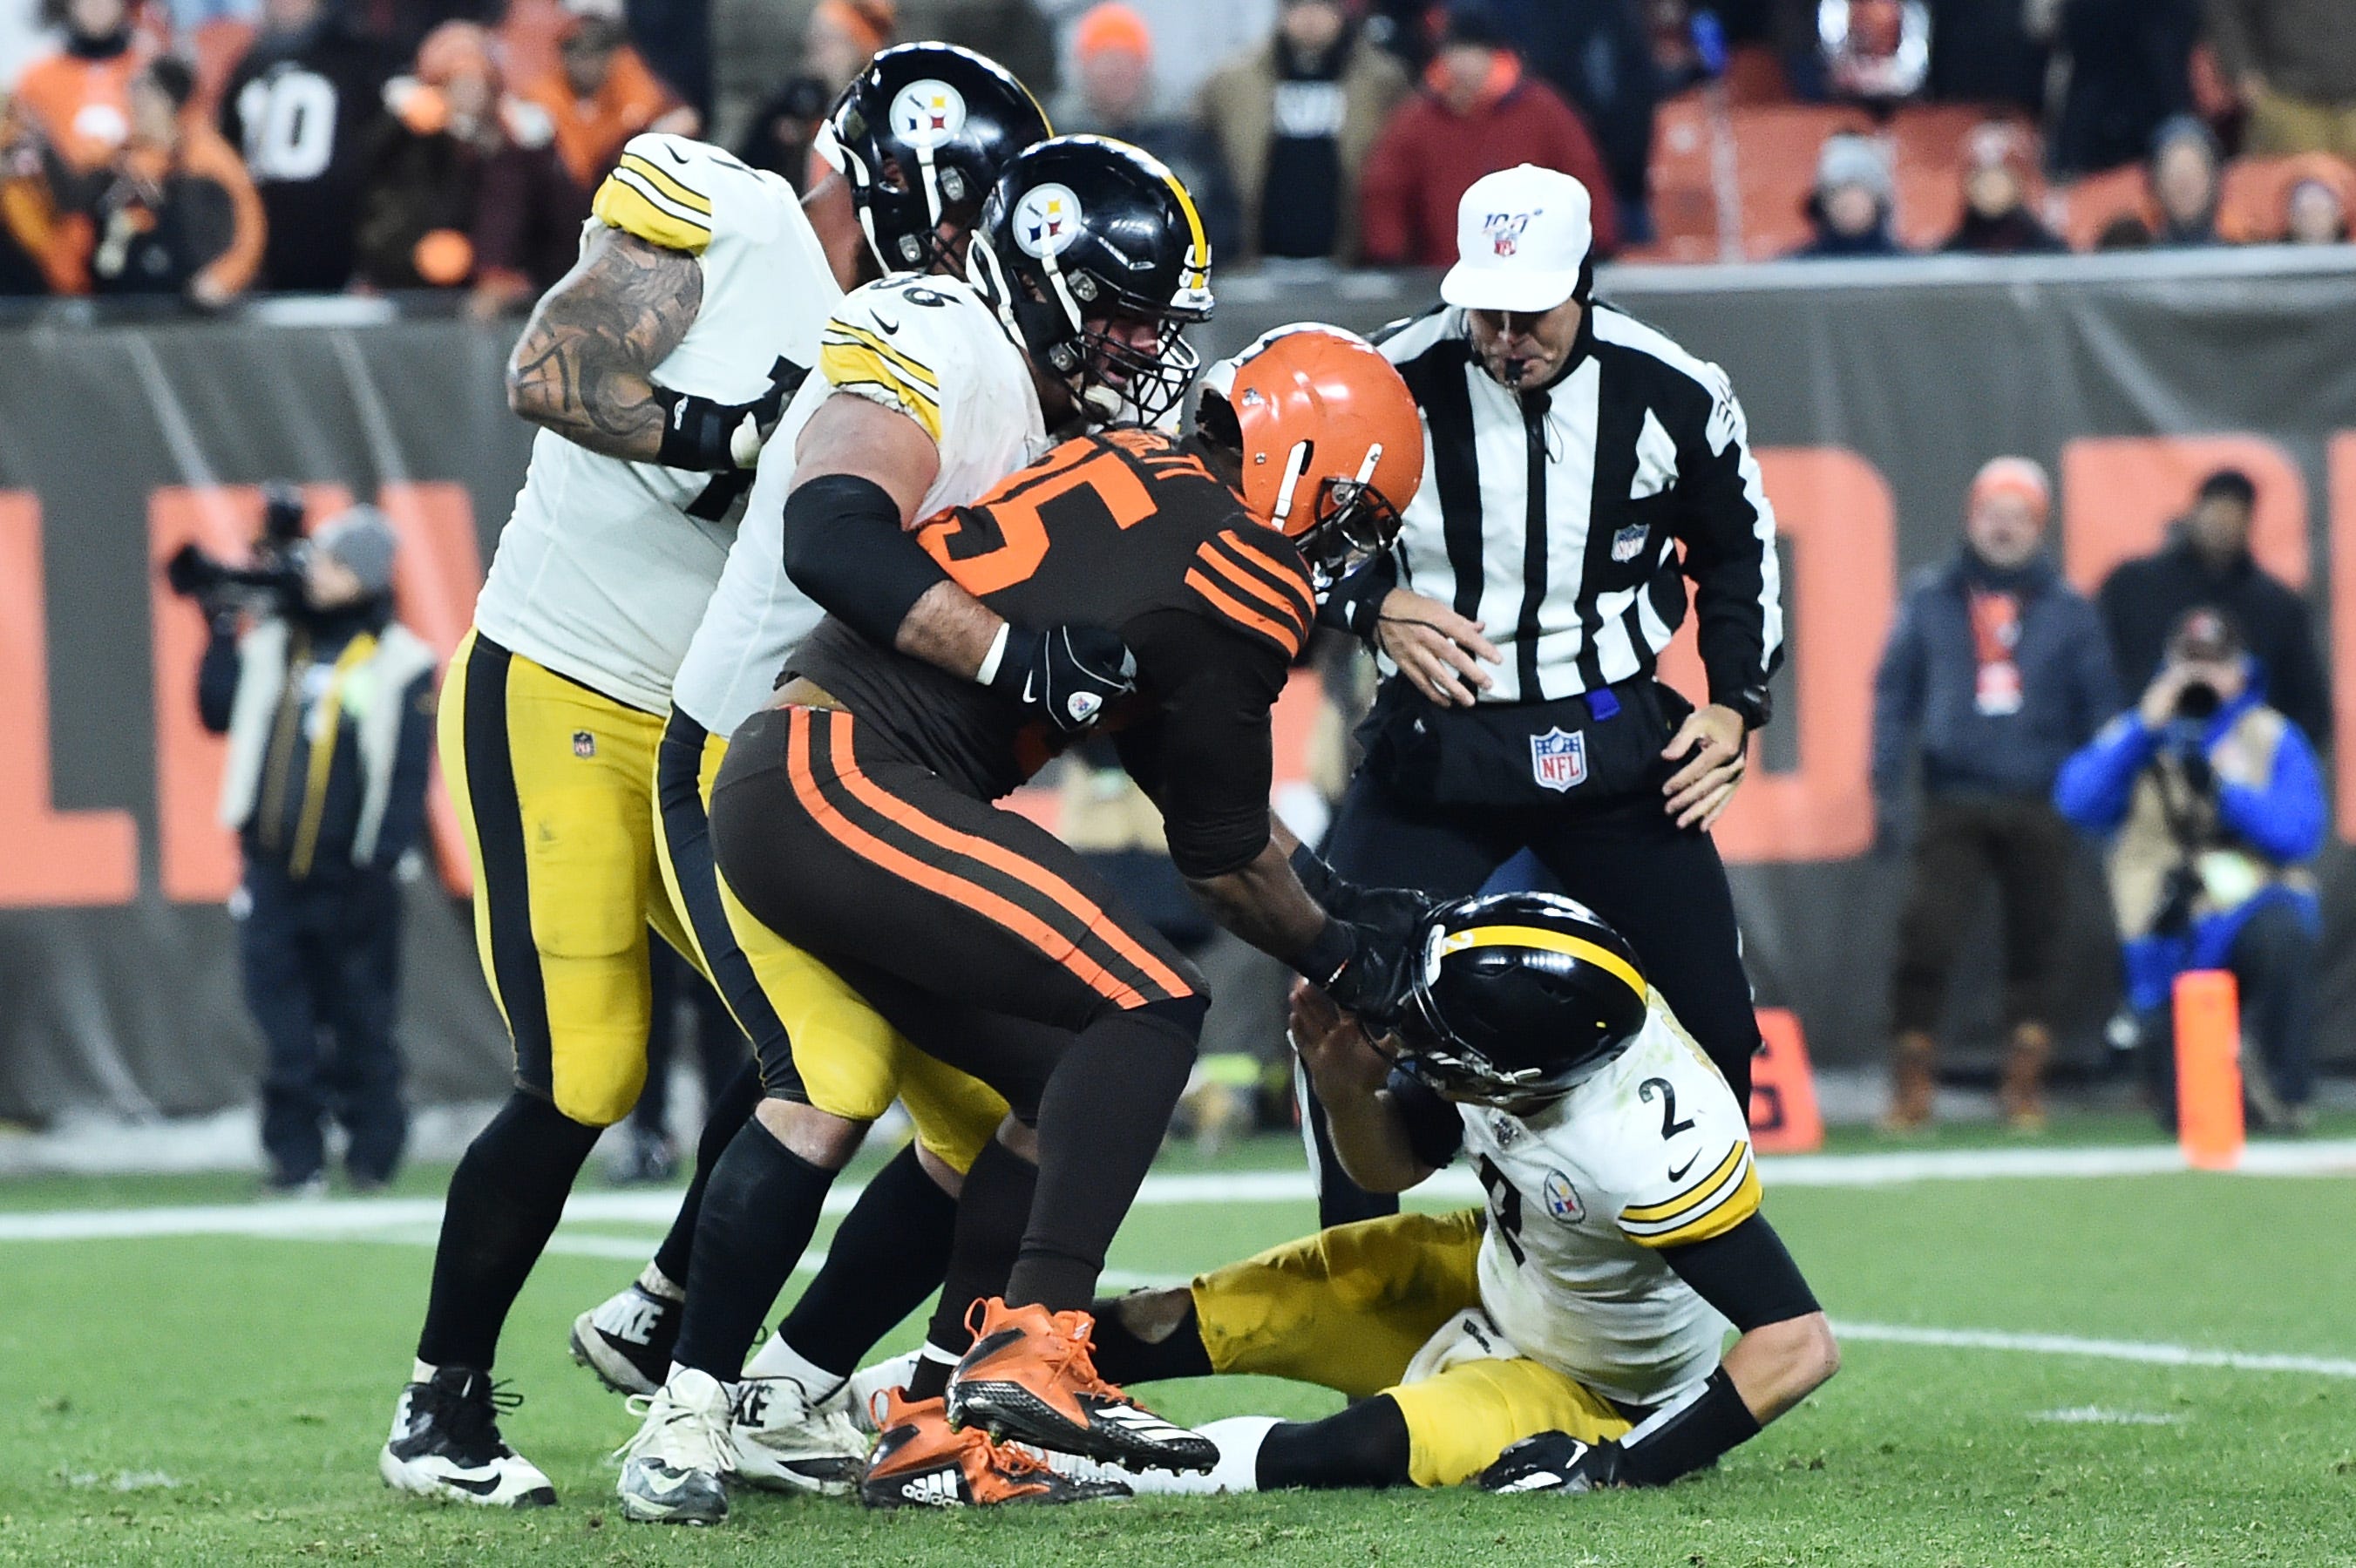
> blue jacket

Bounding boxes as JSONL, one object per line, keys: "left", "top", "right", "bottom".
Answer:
{"left": 1874, "top": 553, "right": 2120, "bottom": 801}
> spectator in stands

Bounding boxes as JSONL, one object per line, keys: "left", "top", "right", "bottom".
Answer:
{"left": 2096, "top": 467, "right": 2331, "bottom": 748}
{"left": 737, "top": 0, "right": 891, "bottom": 189}
{"left": 1789, "top": 129, "right": 1905, "bottom": 257}
{"left": 1874, "top": 458, "right": 2118, "bottom": 1132}
{"left": 518, "top": 0, "right": 694, "bottom": 193}
{"left": 86, "top": 54, "right": 263, "bottom": 302}
{"left": 2207, "top": 0, "right": 2356, "bottom": 161}
{"left": 1056, "top": 3, "right": 1239, "bottom": 261}
{"left": 1485, "top": 0, "right": 1660, "bottom": 243}
{"left": 1358, "top": 4, "right": 1619, "bottom": 267}
{"left": 2047, "top": 0, "right": 2198, "bottom": 176}
{"left": 2281, "top": 155, "right": 2352, "bottom": 243}
{"left": 2149, "top": 114, "right": 2225, "bottom": 246}
{"left": 2055, "top": 608, "right": 2325, "bottom": 1133}
{"left": 1196, "top": 0, "right": 1408, "bottom": 266}
{"left": 220, "top": 0, "right": 396, "bottom": 290}
{"left": 1817, "top": 0, "right": 1929, "bottom": 104}
{"left": 1940, "top": 119, "right": 2063, "bottom": 255}
{"left": 12, "top": 0, "right": 146, "bottom": 173}
{"left": 357, "top": 21, "right": 581, "bottom": 313}
{"left": 190, "top": 502, "right": 438, "bottom": 1193}
{"left": 0, "top": 95, "right": 84, "bottom": 291}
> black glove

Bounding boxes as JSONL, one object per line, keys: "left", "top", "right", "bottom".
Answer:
{"left": 988, "top": 623, "right": 1137, "bottom": 735}
{"left": 1288, "top": 842, "right": 1435, "bottom": 954}
{"left": 1477, "top": 1433, "right": 1628, "bottom": 1495}
{"left": 1300, "top": 917, "right": 1416, "bottom": 1027}
{"left": 653, "top": 384, "right": 791, "bottom": 472}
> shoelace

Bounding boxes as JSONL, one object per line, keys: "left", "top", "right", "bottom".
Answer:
{"left": 439, "top": 1376, "right": 522, "bottom": 1458}
{"left": 1042, "top": 1312, "right": 1131, "bottom": 1404}
{"left": 614, "top": 1388, "right": 730, "bottom": 1470}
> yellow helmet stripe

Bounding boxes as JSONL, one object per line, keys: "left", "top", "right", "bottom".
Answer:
{"left": 1163, "top": 171, "right": 1211, "bottom": 282}
{"left": 1436, "top": 925, "right": 1646, "bottom": 1002}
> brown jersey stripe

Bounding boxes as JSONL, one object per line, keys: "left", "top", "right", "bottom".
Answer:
{"left": 1193, "top": 543, "right": 1311, "bottom": 634}
{"left": 1213, "top": 530, "right": 1318, "bottom": 622}
{"left": 1185, "top": 567, "right": 1308, "bottom": 657}
{"left": 783, "top": 709, "right": 1152, "bottom": 1009}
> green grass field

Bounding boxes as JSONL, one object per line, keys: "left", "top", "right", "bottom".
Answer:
{"left": 4, "top": 1126, "right": 2354, "bottom": 1567}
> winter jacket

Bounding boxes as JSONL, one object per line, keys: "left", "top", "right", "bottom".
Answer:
{"left": 1358, "top": 73, "right": 1619, "bottom": 267}
{"left": 356, "top": 98, "right": 584, "bottom": 291}
{"left": 2049, "top": 0, "right": 2199, "bottom": 175}
{"left": 2206, "top": 0, "right": 2356, "bottom": 106}
{"left": 86, "top": 119, "right": 267, "bottom": 299}
{"left": 1197, "top": 31, "right": 1409, "bottom": 263}
{"left": 1939, "top": 206, "right": 2067, "bottom": 255}
{"left": 2054, "top": 684, "right": 2324, "bottom": 1009}
{"left": 1874, "top": 553, "right": 2121, "bottom": 802}
{"left": 2096, "top": 537, "right": 2332, "bottom": 747}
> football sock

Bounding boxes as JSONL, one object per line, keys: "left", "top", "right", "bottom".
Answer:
{"left": 1006, "top": 1001, "right": 1199, "bottom": 1312}
{"left": 1121, "top": 1416, "right": 1277, "bottom": 1496}
{"left": 670, "top": 1123, "right": 834, "bottom": 1381}
{"left": 924, "top": 1136, "right": 1038, "bottom": 1368}
{"left": 1258, "top": 1395, "right": 1413, "bottom": 1490}
{"left": 417, "top": 1090, "right": 602, "bottom": 1371}
{"left": 777, "top": 1141, "right": 957, "bottom": 1377}
{"left": 907, "top": 1344, "right": 959, "bottom": 1402}
{"left": 1085, "top": 1297, "right": 1212, "bottom": 1384}
{"left": 649, "top": 1056, "right": 764, "bottom": 1288}
{"left": 741, "top": 1333, "right": 843, "bottom": 1397}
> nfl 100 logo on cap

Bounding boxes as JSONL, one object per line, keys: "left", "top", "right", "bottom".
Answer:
{"left": 1484, "top": 210, "right": 1534, "bottom": 257}
{"left": 1531, "top": 727, "right": 1587, "bottom": 792}
{"left": 890, "top": 79, "right": 967, "bottom": 146}
{"left": 1015, "top": 184, "right": 1083, "bottom": 258}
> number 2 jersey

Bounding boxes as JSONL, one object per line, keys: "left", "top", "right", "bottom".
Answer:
{"left": 785, "top": 428, "right": 1319, "bottom": 879}
{"left": 1396, "top": 998, "right": 1763, "bottom": 1407}
{"left": 669, "top": 272, "right": 1051, "bottom": 739}
{"left": 472, "top": 133, "right": 838, "bottom": 714}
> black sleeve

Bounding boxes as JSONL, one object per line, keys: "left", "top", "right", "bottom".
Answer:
{"left": 1315, "top": 551, "right": 1397, "bottom": 638}
{"left": 1669, "top": 376, "right": 1783, "bottom": 719}
{"left": 780, "top": 473, "right": 952, "bottom": 649}
{"left": 1384, "top": 1066, "right": 1463, "bottom": 1169}
{"left": 1659, "top": 1212, "right": 1820, "bottom": 1332}
{"left": 196, "top": 620, "right": 242, "bottom": 735}
{"left": 1116, "top": 606, "right": 1287, "bottom": 880}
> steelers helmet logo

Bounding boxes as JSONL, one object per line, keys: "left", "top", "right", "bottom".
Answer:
{"left": 889, "top": 79, "right": 968, "bottom": 149}
{"left": 1014, "top": 182, "right": 1084, "bottom": 258}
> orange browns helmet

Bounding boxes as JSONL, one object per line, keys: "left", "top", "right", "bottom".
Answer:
{"left": 1196, "top": 324, "right": 1426, "bottom": 593}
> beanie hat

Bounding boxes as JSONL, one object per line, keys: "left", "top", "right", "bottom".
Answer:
{"left": 313, "top": 506, "right": 397, "bottom": 598}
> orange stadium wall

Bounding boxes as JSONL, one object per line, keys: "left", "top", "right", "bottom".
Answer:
{"left": 3, "top": 254, "right": 2355, "bottom": 1118}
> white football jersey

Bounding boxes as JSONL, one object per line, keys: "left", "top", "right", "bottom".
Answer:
{"left": 472, "top": 133, "right": 839, "bottom": 713}
{"left": 669, "top": 271, "right": 1050, "bottom": 738}
{"left": 1455, "top": 997, "right": 1762, "bottom": 1408}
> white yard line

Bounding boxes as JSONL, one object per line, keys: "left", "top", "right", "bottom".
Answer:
{"left": 1832, "top": 1321, "right": 2356, "bottom": 1379}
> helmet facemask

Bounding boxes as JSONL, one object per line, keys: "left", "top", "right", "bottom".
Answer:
{"left": 1392, "top": 988, "right": 1596, "bottom": 1116}
{"left": 1292, "top": 466, "right": 1407, "bottom": 594}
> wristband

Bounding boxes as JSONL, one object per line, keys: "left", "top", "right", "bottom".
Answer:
{"left": 1618, "top": 1368, "right": 1761, "bottom": 1487}
{"left": 1295, "top": 918, "right": 1357, "bottom": 988}
{"left": 653, "top": 388, "right": 745, "bottom": 472}
{"left": 975, "top": 623, "right": 1012, "bottom": 688}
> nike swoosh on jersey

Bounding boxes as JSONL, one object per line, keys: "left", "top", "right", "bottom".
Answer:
{"left": 872, "top": 315, "right": 902, "bottom": 336}
{"left": 663, "top": 145, "right": 690, "bottom": 165}
{"left": 1667, "top": 1154, "right": 1698, "bottom": 1182}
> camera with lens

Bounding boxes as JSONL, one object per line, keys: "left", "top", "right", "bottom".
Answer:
{"left": 162, "top": 481, "right": 311, "bottom": 617}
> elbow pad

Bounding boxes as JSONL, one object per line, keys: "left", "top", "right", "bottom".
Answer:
{"left": 781, "top": 473, "right": 949, "bottom": 648}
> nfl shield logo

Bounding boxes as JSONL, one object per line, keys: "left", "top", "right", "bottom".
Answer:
{"left": 1483, "top": 210, "right": 1533, "bottom": 257}
{"left": 1530, "top": 728, "right": 1587, "bottom": 792}
{"left": 1611, "top": 522, "right": 1649, "bottom": 562}
{"left": 572, "top": 730, "right": 596, "bottom": 759}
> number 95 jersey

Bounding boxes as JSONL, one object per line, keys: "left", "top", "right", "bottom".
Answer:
{"left": 1458, "top": 1000, "right": 1762, "bottom": 1408}
{"left": 472, "top": 133, "right": 839, "bottom": 714}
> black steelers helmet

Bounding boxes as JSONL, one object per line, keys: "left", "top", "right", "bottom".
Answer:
{"left": 820, "top": 43, "right": 1050, "bottom": 275}
{"left": 1395, "top": 892, "right": 1651, "bottom": 1114}
{"left": 967, "top": 134, "right": 1213, "bottom": 424}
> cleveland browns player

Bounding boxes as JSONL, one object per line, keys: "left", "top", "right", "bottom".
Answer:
{"left": 614, "top": 322, "right": 1428, "bottom": 1518}
{"left": 1080, "top": 890, "right": 1838, "bottom": 1497}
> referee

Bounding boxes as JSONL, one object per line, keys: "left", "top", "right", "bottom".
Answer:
{"left": 1310, "top": 163, "right": 1782, "bottom": 1225}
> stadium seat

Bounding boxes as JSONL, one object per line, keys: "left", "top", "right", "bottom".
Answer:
{"left": 1721, "top": 44, "right": 1791, "bottom": 106}
{"left": 2057, "top": 163, "right": 2152, "bottom": 251}
{"left": 2218, "top": 153, "right": 2356, "bottom": 244}
{"left": 1646, "top": 91, "right": 1728, "bottom": 262}
{"left": 1729, "top": 104, "right": 1871, "bottom": 259}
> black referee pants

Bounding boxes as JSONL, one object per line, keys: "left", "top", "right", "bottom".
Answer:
{"left": 1312, "top": 770, "right": 1760, "bottom": 1225}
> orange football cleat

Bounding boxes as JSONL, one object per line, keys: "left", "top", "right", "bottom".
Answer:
{"left": 857, "top": 1388, "right": 1130, "bottom": 1509}
{"left": 945, "top": 1299, "right": 1217, "bottom": 1472}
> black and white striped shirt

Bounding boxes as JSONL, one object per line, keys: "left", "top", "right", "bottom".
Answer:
{"left": 1375, "top": 302, "right": 1783, "bottom": 710}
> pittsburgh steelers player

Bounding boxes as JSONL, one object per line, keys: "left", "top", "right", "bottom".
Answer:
{"left": 1078, "top": 889, "right": 1838, "bottom": 1496}
{"left": 608, "top": 323, "right": 1429, "bottom": 1518}
{"left": 379, "top": 48, "right": 1106, "bottom": 1508}
{"left": 606, "top": 135, "right": 1241, "bottom": 1524}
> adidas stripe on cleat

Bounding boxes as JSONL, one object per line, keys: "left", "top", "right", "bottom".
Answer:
{"left": 859, "top": 1388, "right": 1130, "bottom": 1509}
{"left": 946, "top": 1299, "right": 1218, "bottom": 1473}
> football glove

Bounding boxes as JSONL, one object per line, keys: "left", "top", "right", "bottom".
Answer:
{"left": 1477, "top": 1433, "right": 1628, "bottom": 1495}
{"left": 988, "top": 623, "right": 1137, "bottom": 735}
{"left": 1302, "top": 918, "right": 1416, "bottom": 1028}
{"left": 654, "top": 379, "right": 795, "bottom": 472}
{"left": 1288, "top": 846, "right": 1436, "bottom": 958}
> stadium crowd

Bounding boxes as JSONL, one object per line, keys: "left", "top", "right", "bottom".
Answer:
{"left": 1, "top": 0, "right": 2351, "bottom": 304}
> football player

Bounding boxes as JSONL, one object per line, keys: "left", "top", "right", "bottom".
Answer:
{"left": 614, "top": 322, "right": 1429, "bottom": 1518}
{"left": 381, "top": 46, "right": 1088, "bottom": 1508}
{"left": 607, "top": 135, "right": 1240, "bottom": 1524}
{"left": 1080, "top": 889, "right": 1839, "bottom": 1496}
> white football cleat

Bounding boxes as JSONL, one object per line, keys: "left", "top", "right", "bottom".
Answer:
{"left": 570, "top": 1273, "right": 681, "bottom": 1396}
{"left": 379, "top": 1364, "right": 556, "bottom": 1508}
{"left": 615, "top": 1367, "right": 735, "bottom": 1525}
{"left": 730, "top": 1374, "right": 872, "bottom": 1496}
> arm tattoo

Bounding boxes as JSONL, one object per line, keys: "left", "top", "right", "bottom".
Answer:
{"left": 505, "top": 227, "right": 704, "bottom": 461}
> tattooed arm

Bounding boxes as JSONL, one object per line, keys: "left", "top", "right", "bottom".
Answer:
{"left": 504, "top": 226, "right": 704, "bottom": 461}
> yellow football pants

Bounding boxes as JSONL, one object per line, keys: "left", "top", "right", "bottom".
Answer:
{"left": 1191, "top": 1209, "right": 1633, "bottom": 1487}
{"left": 650, "top": 708, "right": 1005, "bottom": 1174}
{"left": 439, "top": 630, "right": 692, "bottom": 1127}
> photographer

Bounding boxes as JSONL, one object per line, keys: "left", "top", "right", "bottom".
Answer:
{"left": 177, "top": 499, "right": 438, "bottom": 1193}
{"left": 2054, "top": 609, "right": 2325, "bottom": 1133}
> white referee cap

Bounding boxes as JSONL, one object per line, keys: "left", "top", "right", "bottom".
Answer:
{"left": 1440, "top": 164, "right": 1593, "bottom": 315}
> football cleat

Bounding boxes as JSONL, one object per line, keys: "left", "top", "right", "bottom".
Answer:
{"left": 379, "top": 1365, "right": 557, "bottom": 1508}
{"left": 946, "top": 1299, "right": 1217, "bottom": 1473}
{"left": 859, "top": 1388, "right": 1131, "bottom": 1509}
{"left": 615, "top": 1367, "right": 736, "bottom": 1524}
{"left": 730, "top": 1374, "right": 872, "bottom": 1496}
{"left": 570, "top": 1277, "right": 680, "bottom": 1397}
